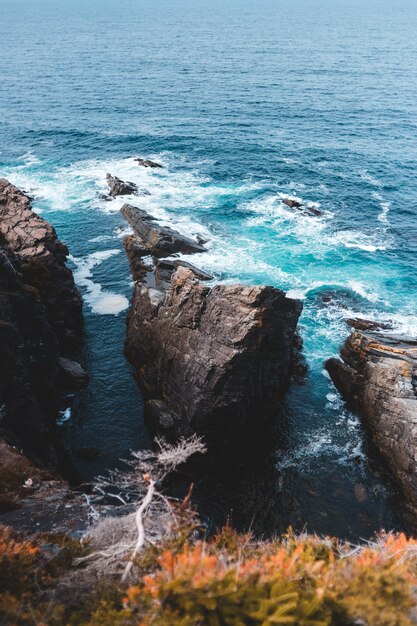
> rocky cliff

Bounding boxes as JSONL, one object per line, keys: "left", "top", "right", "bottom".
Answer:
{"left": 122, "top": 203, "right": 302, "bottom": 441}
{"left": 326, "top": 330, "right": 417, "bottom": 509}
{"left": 0, "top": 179, "right": 85, "bottom": 475}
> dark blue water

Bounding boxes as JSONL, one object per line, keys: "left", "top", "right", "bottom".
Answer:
{"left": 1, "top": 0, "right": 417, "bottom": 538}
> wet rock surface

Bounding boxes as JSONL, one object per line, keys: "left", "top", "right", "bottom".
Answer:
{"left": 0, "top": 179, "right": 84, "bottom": 475}
{"left": 346, "top": 318, "right": 393, "bottom": 332}
{"left": 135, "top": 157, "right": 163, "bottom": 168}
{"left": 122, "top": 206, "right": 302, "bottom": 441}
{"left": 121, "top": 203, "right": 207, "bottom": 258}
{"left": 106, "top": 173, "right": 138, "bottom": 197}
{"left": 326, "top": 330, "right": 417, "bottom": 510}
{"left": 281, "top": 197, "right": 323, "bottom": 217}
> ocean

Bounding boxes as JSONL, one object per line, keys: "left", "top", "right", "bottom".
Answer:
{"left": 1, "top": 0, "right": 417, "bottom": 538}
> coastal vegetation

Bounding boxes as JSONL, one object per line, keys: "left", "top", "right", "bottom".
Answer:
{"left": 1, "top": 523, "right": 417, "bottom": 626}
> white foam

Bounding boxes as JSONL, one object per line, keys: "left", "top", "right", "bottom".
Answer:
{"left": 359, "top": 169, "right": 382, "bottom": 188}
{"left": 347, "top": 280, "right": 380, "bottom": 303}
{"left": 377, "top": 202, "right": 391, "bottom": 224}
{"left": 70, "top": 250, "right": 129, "bottom": 315}
{"left": 277, "top": 192, "right": 321, "bottom": 211}
{"left": 331, "top": 229, "right": 388, "bottom": 252}
{"left": 57, "top": 407, "right": 71, "bottom": 426}
{"left": 372, "top": 191, "right": 391, "bottom": 225}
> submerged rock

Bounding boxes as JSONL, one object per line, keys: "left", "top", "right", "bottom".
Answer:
{"left": 0, "top": 179, "right": 84, "bottom": 475}
{"left": 326, "top": 330, "right": 417, "bottom": 510}
{"left": 106, "top": 173, "right": 138, "bottom": 197}
{"left": 121, "top": 204, "right": 208, "bottom": 258}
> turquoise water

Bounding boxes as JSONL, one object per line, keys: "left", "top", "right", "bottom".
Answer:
{"left": 1, "top": 0, "right": 417, "bottom": 538}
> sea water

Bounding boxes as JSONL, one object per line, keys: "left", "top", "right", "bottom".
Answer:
{"left": 1, "top": 0, "right": 417, "bottom": 538}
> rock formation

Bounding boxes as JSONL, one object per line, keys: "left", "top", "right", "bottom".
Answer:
{"left": 121, "top": 204, "right": 207, "bottom": 258}
{"left": 0, "top": 440, "right": 84, "bottom": 530}
{"left": 122, "top": 205, "right": 302, "bottom": 441}
{"left": 0, "top": 179, "right": 86, "bottom": 475}
{"left": 326, "top": 330, "right": 417, "bottom": 508}
{"left": 106, "top": 173, "right": 138, "bottom": 197}
{"left": 281, "top": 197, "right": 323, "bottom": 217}
{"left": 345, "top": 318, "right": 392, "bottom": 332}
{"left": 135, "top": 157, "right": 163, "bottom": 168}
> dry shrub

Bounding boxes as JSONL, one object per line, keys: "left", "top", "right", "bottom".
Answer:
{"left": 122, "top": 530, "right": 417, "bottom": 626}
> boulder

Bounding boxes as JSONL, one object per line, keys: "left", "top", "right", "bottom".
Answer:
{"left": 121, "top": 204, "right": 208, "bottom": 258}
{"left": 125, "top": 264, "right": 302, "bottom": 440}
{"left": 106, "top": 174, "right": 137, "bottom": 197}
{"left": 326, "top": 331, "right": 417, "bottom": 509}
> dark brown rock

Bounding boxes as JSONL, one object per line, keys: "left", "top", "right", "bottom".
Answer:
{"left": 281, "top": 197, "right": 323, "bottom": 217}
{"left": 346, "top": 317, "right": 393, "bottom": 332}
{"left": 326, "top": 331, "right": 417, "bottom": 510}
{"left": 0, "top": 440, "right": 52, "bottom": 512}
{"left": 58, "top": 357, "right": 89, "bottom": 391}
{"left": 282, "top": 198, "right": 302, "bottom": 208}
{"left": 125, "top": 265, "right": 302, "bottom": 440}
{"left": 135, "top": 158, "right": 163, "bottom": 168}
{"left": 0, "top": 440, "right": 88, "bottom": 534}
{"left": 0, "top": 179, "right": 83, "bottom": 350}
{"left": 155, "top": 259, "right": 213, "bottom": 288}
{"left": 0, "top": 179, "right": 84, "bottom": 475}
{"left": 121, "top": 204, "right": 208, "bottom": 258}
{"left": 106, "top": 174, "right": 137, "bottom": 197}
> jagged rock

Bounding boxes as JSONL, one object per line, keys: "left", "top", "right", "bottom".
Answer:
{"left": 0, "top": 179, "right": 84, "bottom": 475}
{"left": 121, "top": 204, "right": 208, "bottom": 258}
{"left": 154, "top": 259, "right": 213, "bottom": 288}
{"left": 58, "top": 357, "right": 89, "bottom": 391}
{"left": 326, "top": 331, "right": 417, "bottom": 508}
{"left": 282, "top": 198, "right": 302, "bottom": 209}
{"left": 106, "top": 174, "right": 137, "bottom": 197}
{"left": 135, "top": 158, "right": 163, "bottom": 168}
{"left": 0, "top": 440, "right": 89, "bottom": 533}
{"left": 125, "top": 265, "right": 302, "bottom": 440}
{"left": 0, "top": 440, "right": 52, "bottom": 512}
{"left": 346, "top": 318, "right": 392, "bottom": 332}
{"left": 281, "top": 197, "right": 323, "bottom": 217}
{"left": 0, "top": 179, "right": 83, "bottom": 350}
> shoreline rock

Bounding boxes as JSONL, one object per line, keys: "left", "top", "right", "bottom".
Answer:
{"left": 122, "top": 205, "right": 302, "bottom": 441}
{"left": 0, "top": 179, "right": 86, "bottom": 476}
{"left": 345, "top": 317, "right": 393, "bottom": 332}
{"left": 326, "top": 330, "right": 417, "bottom": 510}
